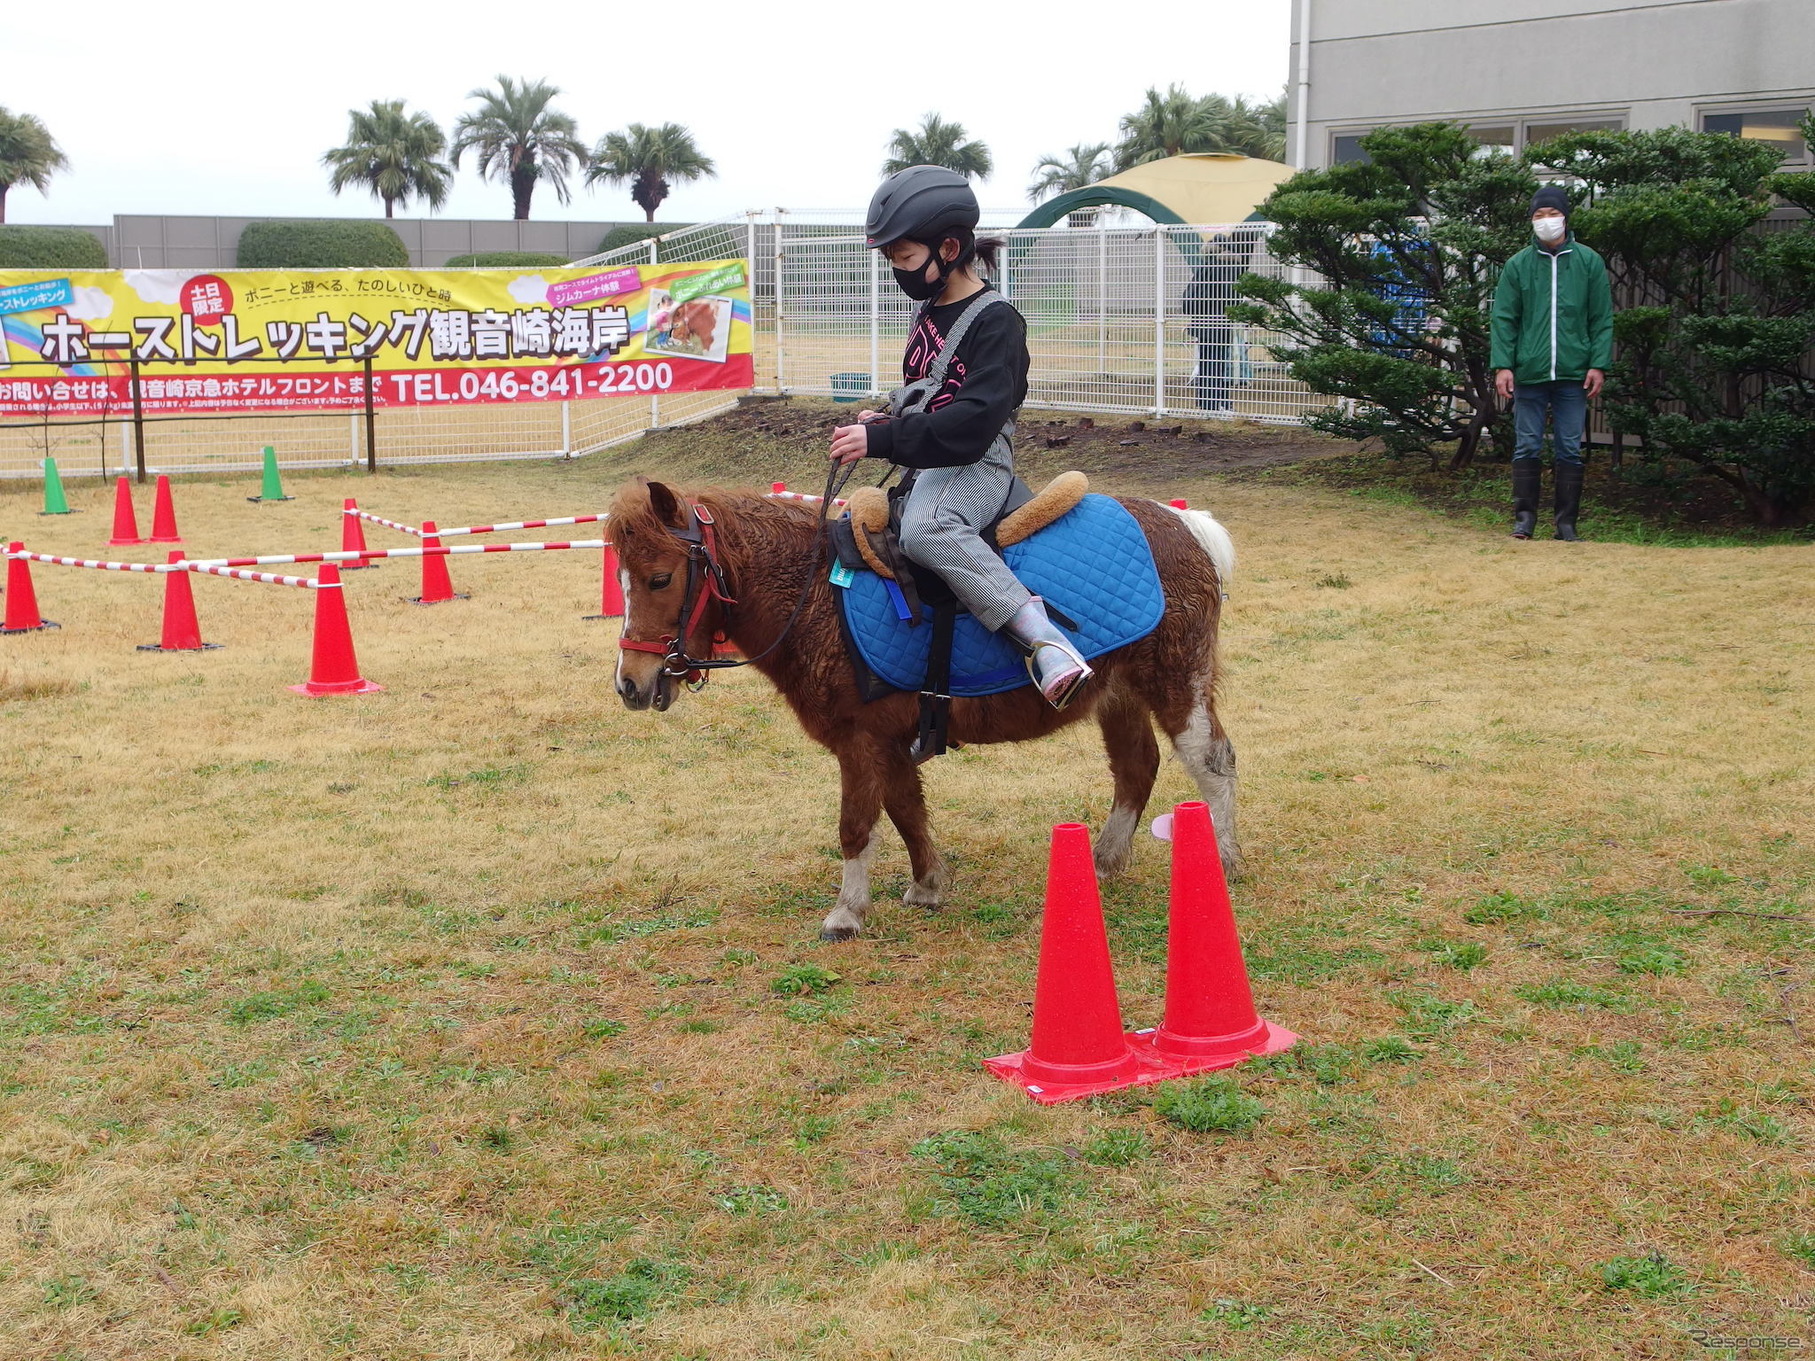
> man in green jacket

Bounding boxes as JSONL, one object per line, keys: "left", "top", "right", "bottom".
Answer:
{"left": 1490, "top": 186, "right": 1615, "bottom": 540}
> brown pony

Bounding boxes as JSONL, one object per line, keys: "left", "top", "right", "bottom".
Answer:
{"left": 607, "top": 478, "right": 1240, "bottom": 940}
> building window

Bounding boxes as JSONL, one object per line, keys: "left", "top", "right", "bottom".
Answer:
{"left": 1333, "top": 116, "right": 1625, "bottom": 166}
{"left": 1700, "top": 107, "right": 1812, "bottom": 166}
{"left": 1523, "top": 118, "right": 1624, "bottom": 146}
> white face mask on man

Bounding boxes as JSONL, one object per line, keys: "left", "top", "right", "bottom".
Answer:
{"left": 1533, "top": 215, "right": 1567, "bottom": 245}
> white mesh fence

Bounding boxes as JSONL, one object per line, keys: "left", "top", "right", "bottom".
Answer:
{"left": 1, "top": 215, "right": 1317, "bottom": 482}
{"left": 768, "top": 220, "right": 1315, "bottom": 422}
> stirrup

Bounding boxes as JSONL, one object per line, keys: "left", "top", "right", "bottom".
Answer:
{"left": 1025, "top": 640, "right": 1092, "bottom": 711}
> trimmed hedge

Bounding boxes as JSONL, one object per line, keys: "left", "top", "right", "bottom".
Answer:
{"left": 0, "top": 226, "right": 108, "bottom": 269}
{"left": 444, "top": 251, "right": 571, "bottom": 268}
{"left": 596, "top": 223, "right": 687, "bottom": 256}
{"left": 236, "top": 220, "right": 408, "bottom": 269}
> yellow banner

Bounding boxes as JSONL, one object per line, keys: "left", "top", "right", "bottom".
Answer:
{"left": 0, "top": 262, "right": 753, "bottom": 415}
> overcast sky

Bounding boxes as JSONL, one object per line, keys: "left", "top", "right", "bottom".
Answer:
{"left": 7, "top": 0, "right": 1290, "bottom": 228}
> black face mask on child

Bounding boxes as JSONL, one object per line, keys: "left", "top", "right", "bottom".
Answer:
{"left": 892, "top": 240, "right": 955, "bottom": 301}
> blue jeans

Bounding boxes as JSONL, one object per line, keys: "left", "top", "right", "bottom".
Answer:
{"left": 1512, "top": 380, "right": 1587, "bottom": 467}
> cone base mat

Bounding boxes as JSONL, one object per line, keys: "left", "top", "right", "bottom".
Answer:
{"left": 289, "top": 679, "right": 385, "bottom": 696}
{"left": 138, "top": 642, "right": 224, "bottom": 652}
{"left": 108, "top": 539, "right": 147, "bottom": 547}
{"left": 38, "top": 510, "right": 81, "bottom": 516}
{"left": 2, "top": 620, "right": 60, "bottom": 635}
{"left": 582, "top": 613, "right": 622, "bottom": 620}
{"left": 410, "top": 593, "right": 469, "bottom": 605}
{"left": 984, "top": 1045, "right": 1168, "bottom": 1105}
{"left": 248, "top": 496, "right": 295, "bottom": 503}
{"left": 149, "top": 537, "right": 184, "bottom": 545}
{"left": 1130, "top": 1020, "right": 1297, "bottom": 1079}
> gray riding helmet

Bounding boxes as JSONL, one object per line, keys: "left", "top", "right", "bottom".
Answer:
{"left": 865, "top": 165, "right": 980, "bottom": 248}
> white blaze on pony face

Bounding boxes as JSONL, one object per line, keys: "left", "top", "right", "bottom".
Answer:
{"left": 611, "top": 565, "right": 638, "bottom": 694}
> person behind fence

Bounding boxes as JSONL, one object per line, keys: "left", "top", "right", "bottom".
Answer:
{"left": 1183, "top": 230, "right": 1253, "bottom": 413}
{"left": 1491, "top": 185, "right": 1614, "bottom": 541}
{"left": 828, "top": 165, "right": 1093, "bottom": 710}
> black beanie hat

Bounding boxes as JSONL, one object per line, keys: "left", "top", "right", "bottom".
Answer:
{"left": 1530, "top": 185, "right": 1571, "bottom": 218}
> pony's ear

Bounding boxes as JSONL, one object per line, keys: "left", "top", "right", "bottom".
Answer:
{"left": 646, "top": 481, "right": 685, "bottom": 528}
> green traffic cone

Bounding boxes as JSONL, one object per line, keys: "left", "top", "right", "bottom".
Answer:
{"left": 40, "top": 456, "right": 75, "bottom": 515}
{"left": 249, "top": 445, "right": 293, "bottom": 503}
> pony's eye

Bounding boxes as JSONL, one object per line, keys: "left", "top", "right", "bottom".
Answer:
{"left": 649, "top": 573, "right": 673, "bottom": 590}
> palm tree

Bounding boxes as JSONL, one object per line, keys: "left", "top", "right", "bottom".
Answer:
{"left": 0, "top": 108, "right": 70, "bottom": 225}
{"left": 1028, "top": 143, "right": 1114, "bottom": 226}
{"left": 450, "top": 76, "right": 586, "bottom": 220}
{"left": 1115, "top": 85, "right": 1217, "bottom": 169}
{"left": 1198, "top": 93, "right": 1289, "bottom": 162}
{"left": 1027, "top": 143, "right": 1113, "bottom": 201}
{"left": 586, "top": 123, "right": 716, "bottom": 223}
{"left": 1116, "top": 87, "right": 1291, "bottom": 170}
{"left": 883, "top": 114, "right": 992, "bottom": 180}
{"left": 322, "top": 100, "right": 451, "bottom": 219}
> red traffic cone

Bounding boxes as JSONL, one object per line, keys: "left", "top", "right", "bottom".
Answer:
{"left": 3, "top": 544, "right": 59, "bottom": 633}
{"left": 138, "top": 552, "right": 220, "bottom": 652}
{"left": 771, "top": 481, "right": 787, "bottom": 493}
{"left": 984, "top": 823, "right": 1161, "bottom": 1104}
{"left": 340, "top": 498, "right": 374, "bottom": 570}
{"left": 411, "top": 521, "right": 464, "bottom": 605}
{"left": 585, "top": 542, "right": 625, "bottom": 620}
{"left": 148, "top": 475, "right": 182, "bottom": 544}
{"left": 290, "top": 563, "right": 382, "bottom": 696}
{"left": 1169, "top": 498, "right": 1189, "bottom": 509}
{"left": 107, "top": 477, "right": 144, "bottom": 547}
{"left": 1132, "top": 801, "right": 1295, "bottom": 1077}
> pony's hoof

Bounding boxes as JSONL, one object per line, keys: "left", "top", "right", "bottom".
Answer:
{"left": 819, "top": 925, "right": 859, "bottom": 942}
{"left": 1094, "top": 850, "right": 1131, "bottom": 880}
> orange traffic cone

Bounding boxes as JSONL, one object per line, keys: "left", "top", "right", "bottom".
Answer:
{"left": 585, "top": 542, "right": 625, "bottom": 620}
{"left": 984, "top": 823, "right": 1162, "bottom": 1104}
{"left": 411, "top": 520, "right": 464, "bottom": 605}
{"left": 289, "top": 564, "right": 382, "bottom": 695}
{"left": 148, "top": 475, "right": 182, "bottom": 544}
{"left": 340, "top": 498, "right": 374, "bottom": 570}
{"left": 2, "top": 543, "right": 58, "bottom": 633}
{"left": 138, "top": 552, "right": 220, "bottom": 652}
{"left": 107, "top": 477, "right": 145, "bottom": 547}
{"left": 1133, "top": 801, "right": 1295, "bottom": 1077}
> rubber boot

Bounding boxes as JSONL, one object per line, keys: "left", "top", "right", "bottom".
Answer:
{"left": 1003, "top": 597, "right": 1093, "bottom": 710}
{"left": 1511, "top": 461, "right": 1541, "bottom": 540}
{"left": 1553, "top": 462, "right": 1584, "bottom": 541}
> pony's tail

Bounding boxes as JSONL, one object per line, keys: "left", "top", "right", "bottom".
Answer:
{"left": 1161, "top": 502, "right": 1235, "bottom": 592}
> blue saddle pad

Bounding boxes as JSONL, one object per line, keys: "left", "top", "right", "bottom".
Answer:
{"left": 837, "top": 493, "right": 1164, "bottom": 697}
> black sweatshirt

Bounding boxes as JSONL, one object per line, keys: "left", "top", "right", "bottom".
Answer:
{"left": 865, "top": 286, "right": 1030, "bottom": 469}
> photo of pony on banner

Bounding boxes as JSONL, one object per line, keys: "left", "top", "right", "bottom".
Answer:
{"left": 0, "top": 262, "right": 755, "bottom": 418}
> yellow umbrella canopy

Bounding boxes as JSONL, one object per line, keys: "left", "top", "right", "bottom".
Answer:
{"left": 1017, "top": 153, "right": 1295, "bottom": 228}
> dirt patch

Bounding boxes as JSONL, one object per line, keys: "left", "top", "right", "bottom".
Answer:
{"left": 654, "top": 396, "right": 1355, "bottom": 489}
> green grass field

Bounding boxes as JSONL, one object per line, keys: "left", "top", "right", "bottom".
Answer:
{"left": 2, "top": 402, "right": 1811, "bottom": 1359}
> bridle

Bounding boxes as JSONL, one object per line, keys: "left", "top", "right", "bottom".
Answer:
{"left": 616, "top": 458, "right": 857, "bottom": 692}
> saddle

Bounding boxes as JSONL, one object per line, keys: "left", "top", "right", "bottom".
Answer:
{"left": 828, "top": 479, "right": 1166, "bottom": 763}
{"left": 829, "top": 469, "right": 1089, "bottom": 618}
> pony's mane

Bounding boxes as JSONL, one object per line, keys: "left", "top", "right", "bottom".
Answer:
{"left": 607, "top": 481, "right": 826, "bottom": 548}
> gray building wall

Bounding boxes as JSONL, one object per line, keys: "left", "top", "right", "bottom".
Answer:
{"left": 1288, "top": 0, "right": 1815, "bottom": 168}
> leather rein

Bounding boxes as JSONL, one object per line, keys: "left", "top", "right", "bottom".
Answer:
{"left": 616, "top": 459, "right": 856, "bottom": 691}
